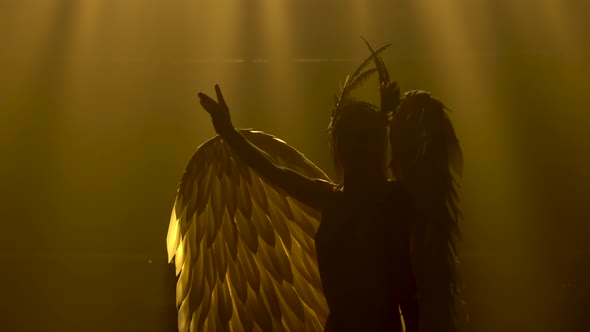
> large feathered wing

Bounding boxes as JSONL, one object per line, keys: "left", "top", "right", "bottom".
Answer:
{"left": 389, "top": 91, "right": 463, "bottom": 332}
{"left": 362, "top": 40, "right": 463, "bottom": 330}
{"left": 166, "top": 130, "right": 331, "bottom": 332}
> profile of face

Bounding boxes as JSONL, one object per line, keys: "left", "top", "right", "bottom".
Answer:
{"left": 330, "top": 102, "right": 388, "bottom": 177}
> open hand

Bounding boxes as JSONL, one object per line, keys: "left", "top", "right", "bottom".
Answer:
{"left": 198, "top": 84, "right": 234, "bottom": 136}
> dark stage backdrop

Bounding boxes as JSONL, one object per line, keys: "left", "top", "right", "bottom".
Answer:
{"left": 1, "top": 1, "right": 589, "bottom": 331}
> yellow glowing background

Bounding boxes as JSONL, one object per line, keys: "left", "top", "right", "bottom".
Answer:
{"left": 1, "top": 0, "right": 589, "bottom": 331}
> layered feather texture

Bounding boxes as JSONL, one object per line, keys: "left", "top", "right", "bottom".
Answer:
{"left": 361, "top": 38, "right": 464, "bottom": 330}
{"left": 167, "top": 130, "right": 331, "bottom": 332}
{"left": 390, "top": 91, "right": 463, "bottom": 332}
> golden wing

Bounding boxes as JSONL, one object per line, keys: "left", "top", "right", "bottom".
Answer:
{"left": 167, "top": 130, "right": 332, "bottom": 332}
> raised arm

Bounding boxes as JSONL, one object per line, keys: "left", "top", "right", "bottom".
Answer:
{"left": 198, "top": 85, "right": 333, "bottom": 210}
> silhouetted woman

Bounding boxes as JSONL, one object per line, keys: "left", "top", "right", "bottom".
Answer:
{"left": 199, "top": 85, "right": 419, "bottom": 332}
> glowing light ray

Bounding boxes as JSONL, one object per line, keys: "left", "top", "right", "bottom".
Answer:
{"left": 537, "top": 0, "right": 584, "bottom": 60}
{"left": 349, "top": 1, "right": 375, "bottom": 38}
{"left": 411, "top": 0, "right": 544, "bottom": 326}
{"left": 259, "top": 0, "right": 301, "bottom": 129}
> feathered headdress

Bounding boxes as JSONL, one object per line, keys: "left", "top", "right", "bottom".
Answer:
{"left": 328, "top": 38, "right": 396, "bottom": 133}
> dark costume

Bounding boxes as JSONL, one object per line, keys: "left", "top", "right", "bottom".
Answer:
{"left": 167, "top": 41, "right": 462, "bottom": 332}
{"left": 317, "top": 181, "right": 418, "bottom": 331}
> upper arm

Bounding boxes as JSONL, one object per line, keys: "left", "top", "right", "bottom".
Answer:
{"left": 222, "top": 129, "right": 334, "bottom": 210}
{"left": 271, "top": 167, "right": 334, "bottom": 211}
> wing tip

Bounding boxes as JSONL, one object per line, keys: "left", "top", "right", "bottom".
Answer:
{"left": 167, "top": 202, "right": 181, "bottom": 262}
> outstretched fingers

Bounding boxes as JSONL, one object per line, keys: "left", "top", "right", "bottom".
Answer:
{"left": 198, "top": 92, "right": 219, "bottom": 114}
{"left": 215, "top": 84, "right": 227, "bottom": 107}
{"left": 198, "top": 84, "right": 227, "bottom": 114}
{"left": 198, "top": 85, "right": 234, "bottom": 135}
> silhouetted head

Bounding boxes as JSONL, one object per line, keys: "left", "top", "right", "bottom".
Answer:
{"left": 329, "top": 101, "right": 389, "bottom": 179}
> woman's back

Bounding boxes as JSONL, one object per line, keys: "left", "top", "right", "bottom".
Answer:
{"left": 315, "top": 180, "right": 416, "bottom": 331}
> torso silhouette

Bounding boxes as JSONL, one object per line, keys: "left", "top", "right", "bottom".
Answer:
{"left": 198, "top": 85, "right": 430, "bottom": 332}
{"left": 315, "top": 180, "right": 415, "bottom": 332}
{"left": 211, "top": 128, "right": 418, "bottom": 331}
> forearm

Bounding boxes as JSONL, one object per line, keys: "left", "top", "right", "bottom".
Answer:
{"left": 221, "top": 128, "right": 328, "bottom": 210}
{"left": 198, "top": 85, "right": 330, "bottom": 209}
{"left": 223, "top": 129, "right": 284, "bottom": 183}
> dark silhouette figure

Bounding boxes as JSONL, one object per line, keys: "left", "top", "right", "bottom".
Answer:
{"left": 168, "top": 41, "right": 462, "bottom": 332}
{"left": 199, "top": 87, "right": 419, "bottom": 331}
